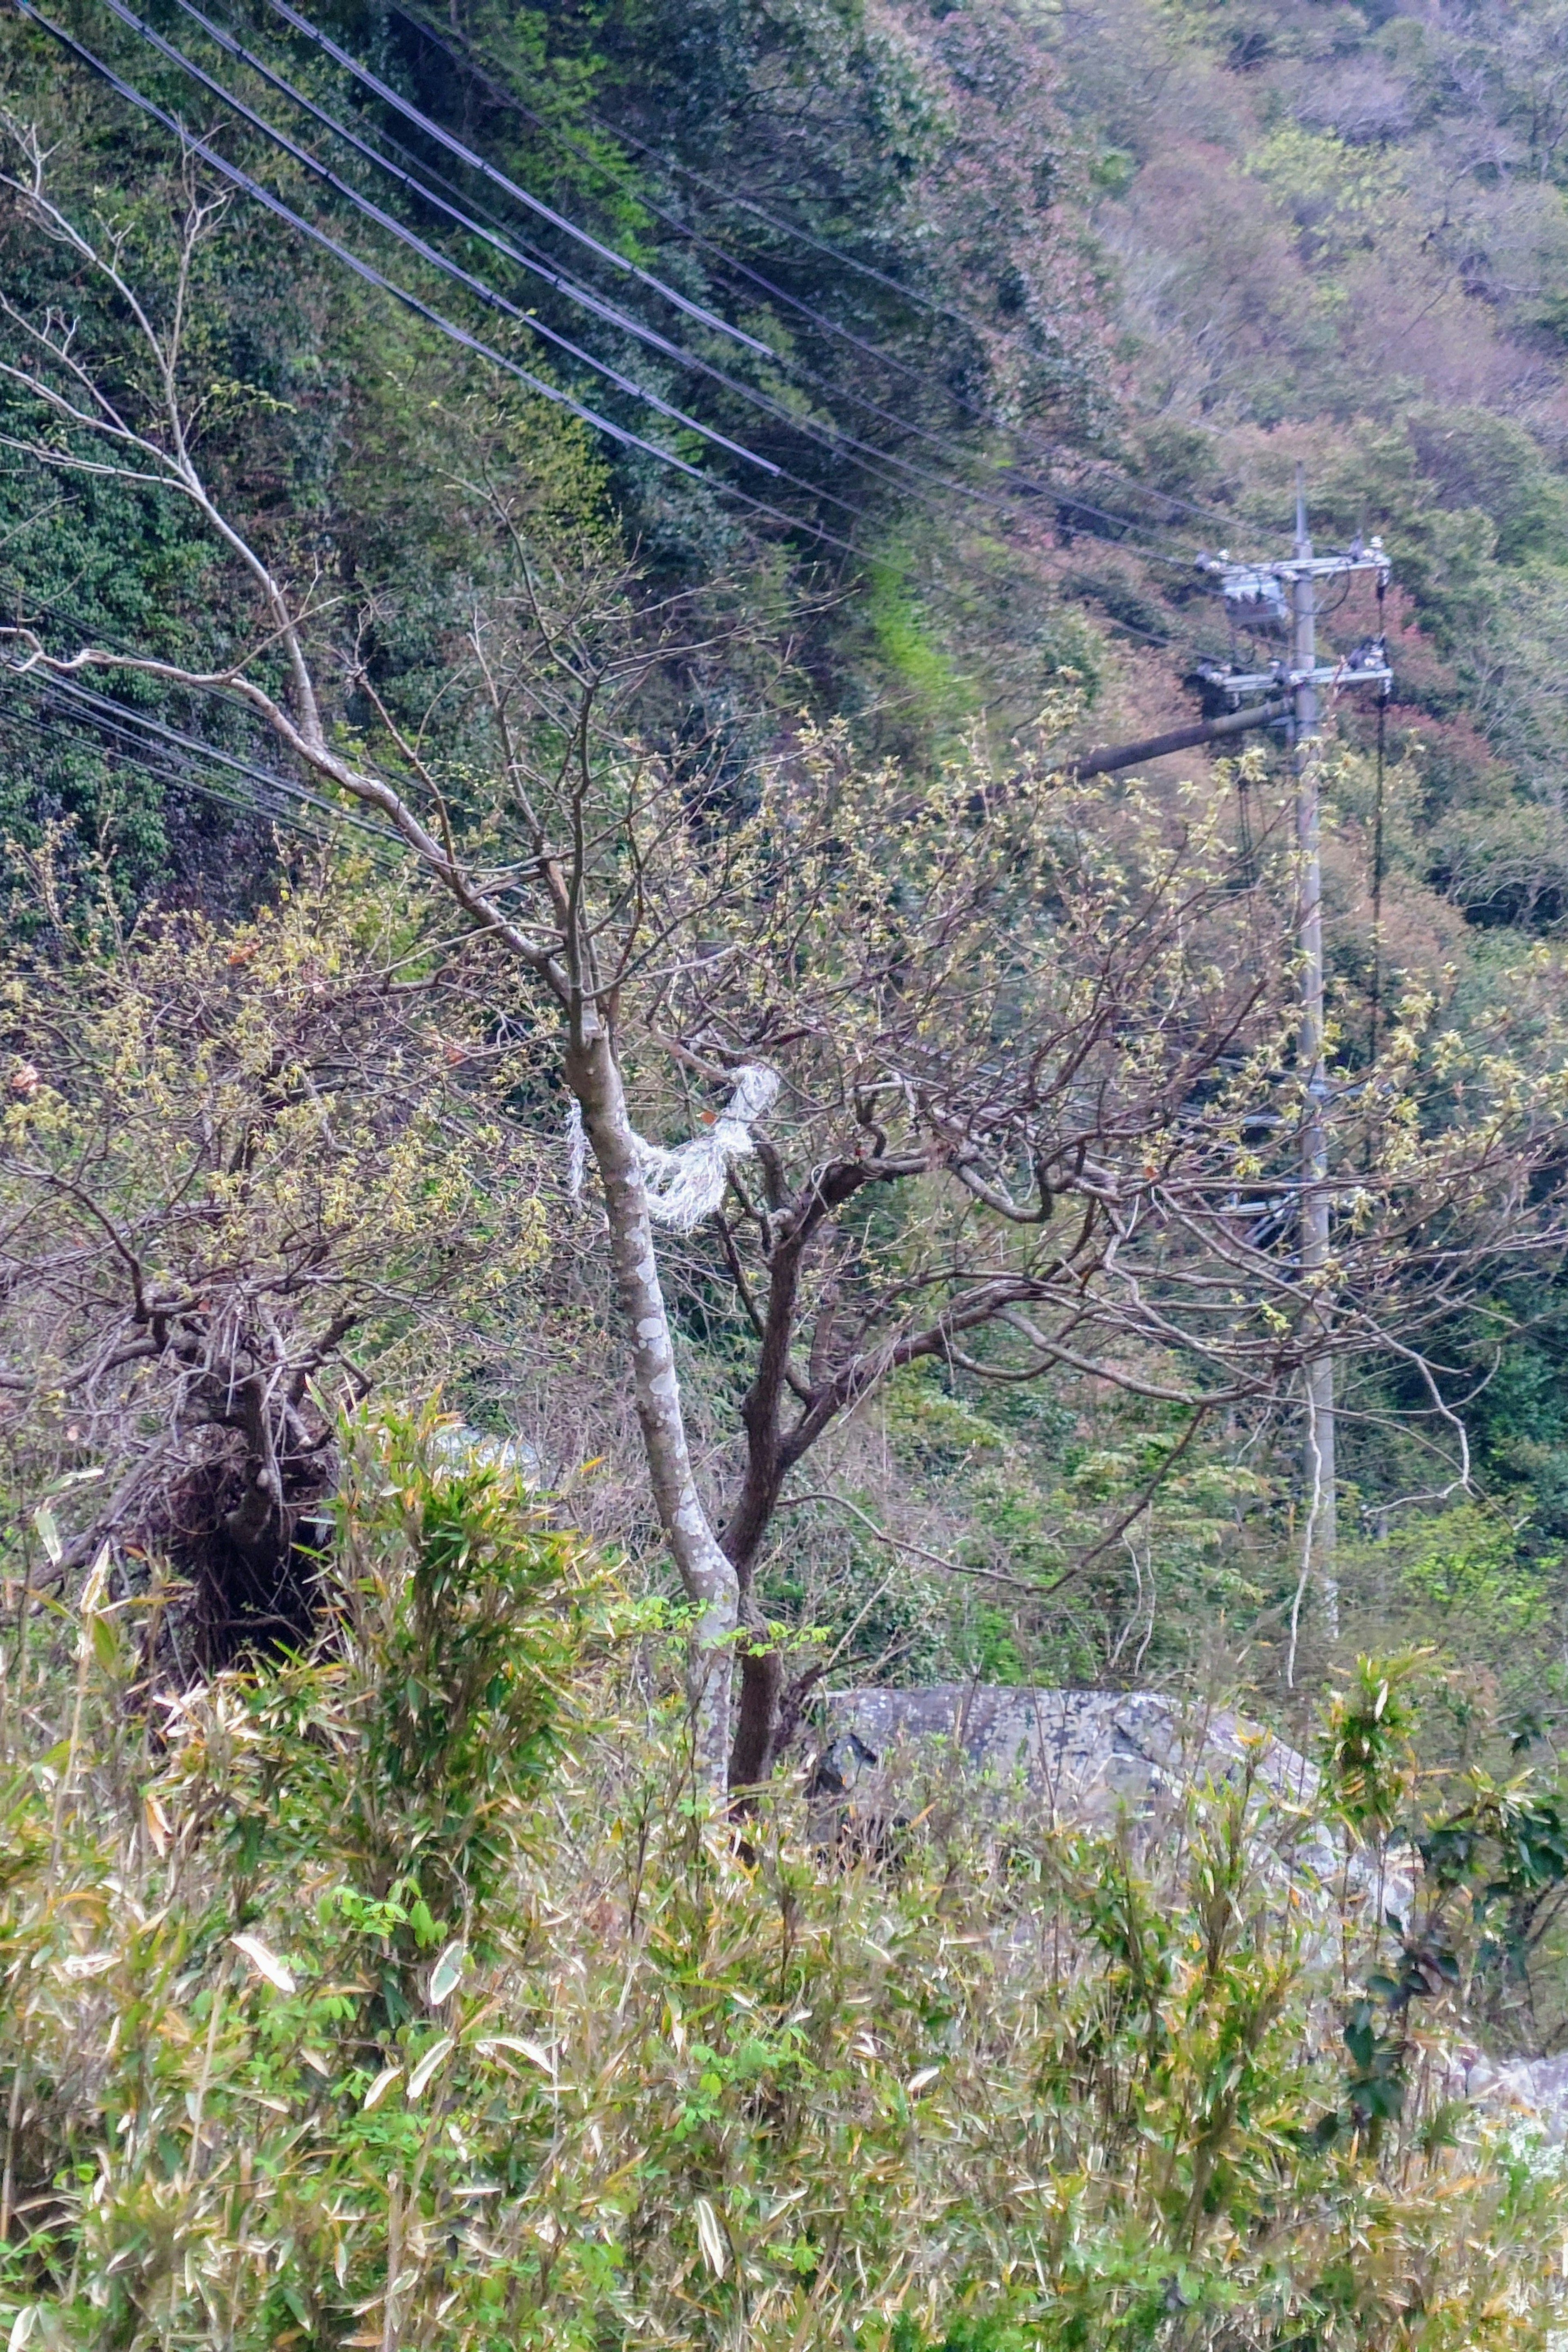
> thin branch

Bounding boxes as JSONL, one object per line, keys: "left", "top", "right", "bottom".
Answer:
{"left": 776, "top": 1489, "right": 1065, "bottom": 1596}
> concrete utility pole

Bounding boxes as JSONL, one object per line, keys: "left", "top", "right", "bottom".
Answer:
{"left": 1292, "top": 462, "right": 1336, "bottom": 1632}
{"left": 1196, "top": 478, "right": 1392, "bottom": 1649}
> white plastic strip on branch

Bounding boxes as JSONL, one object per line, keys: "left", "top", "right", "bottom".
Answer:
{"left": 566, "top": 1065, "right": 781, "bottom": 1232}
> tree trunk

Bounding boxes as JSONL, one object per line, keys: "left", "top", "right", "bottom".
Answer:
{"left": 728, "top": 1630, "right": 785, "bottom": 1791}
{"left": 564, "top": 1029, "right": 739, "bottom": 1790}
{"left": 721, "top": 1237, "right": 807, "bottom": 1791}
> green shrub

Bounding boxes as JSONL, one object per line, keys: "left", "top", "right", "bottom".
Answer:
{"left": 4, "top": 1465, "right": 1568, "bottom": 2352}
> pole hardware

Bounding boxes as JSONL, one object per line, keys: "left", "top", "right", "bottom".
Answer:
{"left": 1200, "top": 659, "right": 1391, "bottom": 699}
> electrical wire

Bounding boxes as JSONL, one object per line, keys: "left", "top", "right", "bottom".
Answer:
{"left": 7, "top": 0, "right": 1243, "bottom": 703}
{"left": 146, "top": 0, "right": 1055, "bottom": 530}
{"left": 259, "top": 0, "right": 766, "bottom": 356}
{"left": 240, "top": 0, "right": 1186, "bottom": 551}
{"left": 8, "top": 0, "right": 866, "bottom": 560}
{"left": 13, "top": 668, "right": 403, "bottom": 846}
{"left": 10, "top": 1, "right": 689, "bottom": 473}
{"left": 0, "top": 566, "right": 343, "bottom": 739}
{"left": 248, "top": 0, "right": 1246, "bottom": 561}
{"left": 89, "top": 0, "right": 801, "bottom": 489}
{"left": 169, "top": 0, "right": 775, "bottom": 368}
{"left": 164, "top": 0, "right": 901, "bottom": 498}
{"left": 85, "top": 0, "right": 1224, "bottom": 573}
{"left": 0, "top": 689, "right": 386, "bottom": 854}
{"left": 1370, "top": 570, "right": 1388, "bottom": 1064}
{"left": 0, "top": 703, "right": 312, "bottom": 839}
{"left": 386, "top": 0, "right": 1263, "bottom": 542}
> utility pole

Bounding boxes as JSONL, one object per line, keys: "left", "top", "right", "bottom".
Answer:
{"left": 1197, "top": 477, "right": 1391, "bottom": 1649}
{"left": 1292, "top": 462, "right": 1336, "bottom": 1634}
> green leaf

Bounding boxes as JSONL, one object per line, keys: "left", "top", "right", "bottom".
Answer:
{"left": 89, "top": 1610, "right": 122, "bottom": 1675}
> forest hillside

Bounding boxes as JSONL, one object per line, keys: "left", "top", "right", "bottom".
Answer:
{"left": 8, "top": 0, "right": 1568, "bottom": 2342}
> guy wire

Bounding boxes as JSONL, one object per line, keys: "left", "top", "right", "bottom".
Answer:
{"left": 1370, "top": 566, "right": 1388, "bottom": 1069}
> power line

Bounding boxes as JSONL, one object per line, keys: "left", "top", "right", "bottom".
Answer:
{"left": 14, "top": 669, "right": 403, "bottom": 844}
{"left": 253, "top": 0, "right": 1240, "bottom": 560}
{"left": 170, "top": 0, "right": 768, "bottom": 369}
{"left": 0, "top": 687, "right": 384, "bottom": 853}
{"left": 0, "top": 566, "right": 342, "bottom": 734}
{"left": 166, "top": 0, "right": 814, "bottom": 442}
{"left": 260, "top": 0, "right": 766, "bottom": 358}
{"left": 10, "top": 1, "right": 689, "bottom": 472}
{"left": 643, "top": 163, "right": 1259, "bottom": 539}
{"left": 89, "top": 0, "right": 795, "bottom": 488}
{"left": 10, "top": 0, "right": 1238, "bottom": 675}
{"left": 148, "top": 0, "right": 1029, "bottom": 530}
{"left": 387, "top": 0, "right": 1261, "bottom": 543}
{"left": 223, "top": 0, "right": 1064, "bottom": 535}
{"left": 9, "top": 0, "right": 866, "bottom": 561}
{"left": 90, "top": 0, "right": 1216, "bottom": 572}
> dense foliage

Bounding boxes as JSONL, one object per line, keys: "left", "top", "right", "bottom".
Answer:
{"left": 8, "top": 0, "right": 1568, "bottom": 2333}
{"left": 7, "top": 1432, "right": 1568, "bottom": 2350}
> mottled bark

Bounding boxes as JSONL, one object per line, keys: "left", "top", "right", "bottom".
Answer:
{"left": 566, "top": 1027, "right": 739, "bottom": 1788}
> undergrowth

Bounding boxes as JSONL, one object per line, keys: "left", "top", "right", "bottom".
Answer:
{"left": 3, "top": 1412, "right": 1566, "bottom": 2350}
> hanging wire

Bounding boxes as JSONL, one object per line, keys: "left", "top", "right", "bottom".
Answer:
{"left": 40, "top": 0, "right": 1173, "bottom": 569}
{"left": 157, "top": 0, "right": 976, "bottom": 520}
{"left": 1235, "top": 762, "right": 1257, "bottom": 891}
{"left": 155, "top": 0, "right": 1226, "bottom": 569}
{"left": 142, "top": 0, "right": 1123, "bottom": 540}
{"left": 385, "top": 0, "right": 1263, "bottom": 541}
{"left": 88, "top": 0, "right": 803, "bottom": 488}
{"left": 5, "top": 0, "right": 1269, "bottom": 827}
{"left": 1370, "top": 571, "right": 1389, "bottom": 1067}
{"left": 0, "top": 693, "right": 386, "bottom": 856}
{"left": 8, "top": 668, "right": 404, "bottom": 850}
{"left": 8, "top": 0, "right": 866, "bottom": 561}
{"left": 42, "top": 0, "right": 1234, "bottom": 585}
{"left": 258, "top": 0, "right": 764, "bottom": 351}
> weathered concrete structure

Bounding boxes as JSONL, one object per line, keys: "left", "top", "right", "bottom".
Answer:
{"left": 813, "top": 1683, "right": 1396, "bottom": 1922}
{"left": 817, "top": 1686, "right": 1568, "bottom": 2139}
{"left": 819, "top": 1683, "right": 1320, "bottom": 1831}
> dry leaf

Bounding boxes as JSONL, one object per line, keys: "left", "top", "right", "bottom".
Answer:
{"left": 362, "top": 2065, "right": 402, "bottom": 2111}
{"left": 406, "top": 2035, "right": 454, "bottom": 2099}
{"left": 57, "top": 1952, "right": 116, "bottom": 1980}
{"left": 694, "top": 2195, "right": 728, "bottom": 2278}
{"left": 428, "top": 1940, "right": 466, "bottom": 2005}
{"left": 230, "top": 1933, "right": 296, "bottom": 1995}
{"left": 477, "top": 2036, "right": 555, "bottom": 2072}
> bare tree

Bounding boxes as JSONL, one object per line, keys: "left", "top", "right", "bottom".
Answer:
{"left": 0, "top": 145, "right": 744, "bottom": 1779}
{"left": 599, "top": 735, "right": 1568, "bottom": 1778}
{"left": 0, "top": 855, "right": 545, "bottom": 1668}
{"left": 3, "top": 140, "right": 1567, "bottom": 1795}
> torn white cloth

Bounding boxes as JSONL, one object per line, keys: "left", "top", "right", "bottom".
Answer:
{"left": 565, "top": 1063, "right": 780, "bottom": 1232}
